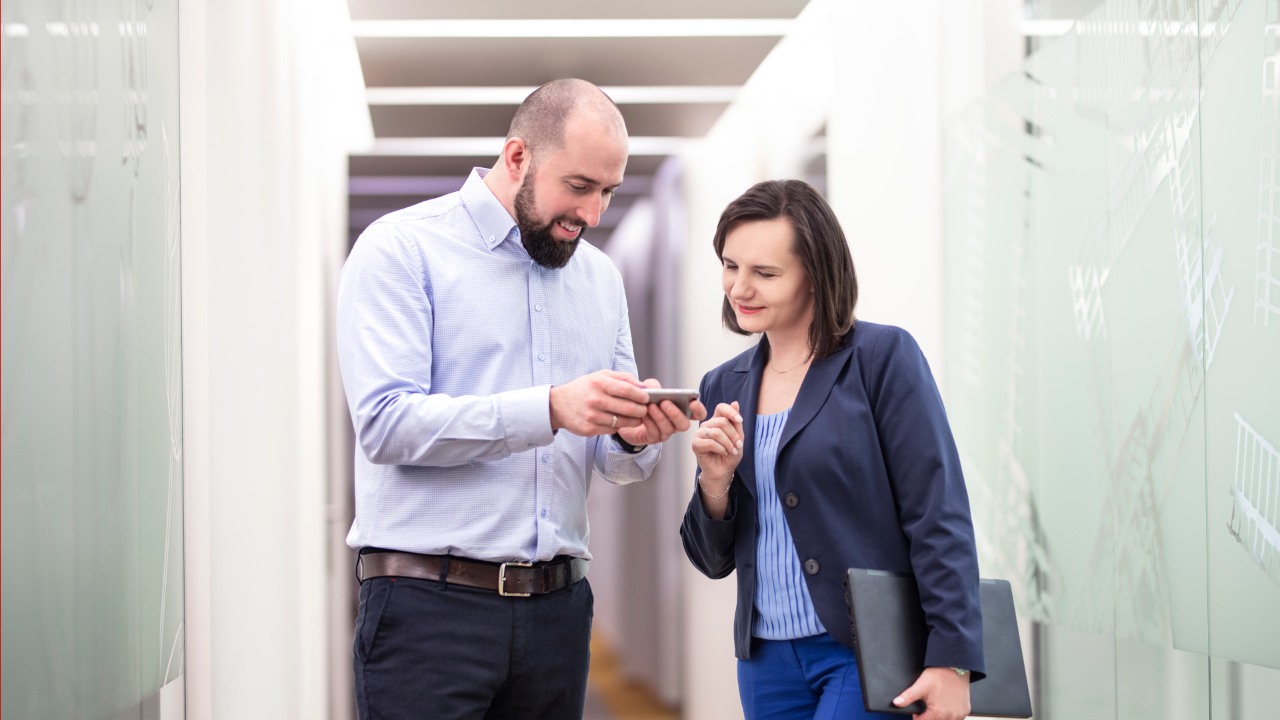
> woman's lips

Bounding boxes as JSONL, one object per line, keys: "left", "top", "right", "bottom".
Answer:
{"left": 736, "top": 304, "right": 762, "bottom": 315}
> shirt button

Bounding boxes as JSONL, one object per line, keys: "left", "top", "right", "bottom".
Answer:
{"left": 538, "top": 353, "right": 546, "bottom": 362}
{"left": 784, "top": 493, "right": 799, "bottom": 508}
{"left": 541, "top": 508, "right": 548, "bottom": 518}
{"left": 541, "top": 453, "right": 550, "bottom": 462}
{"left": 804, "top": 559, "right": 820, "bottom": 575}
{"left": 534, "top": 304, "right": 542, "bottom": 312}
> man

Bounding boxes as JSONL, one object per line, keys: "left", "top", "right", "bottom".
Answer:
{"left": 336, "top": 78, "right": 706, "bottom": 719}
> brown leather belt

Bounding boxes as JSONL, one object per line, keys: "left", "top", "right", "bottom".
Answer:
{"left": 357, "top": 551, "right": 587, "bottom": 597}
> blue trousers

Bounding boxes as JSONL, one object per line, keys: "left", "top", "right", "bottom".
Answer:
{"left": 738, "top": 634, "right": 899, "bottom": 720}
{"left": 353, "top": 574, "right": 593, "bottom": 720}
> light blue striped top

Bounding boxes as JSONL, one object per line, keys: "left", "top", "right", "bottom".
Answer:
{"left": 752, "top": 409, "right": 826, "bottom": 639}
{"left": 336, "top": 168, "right": 660, "bottom": 563}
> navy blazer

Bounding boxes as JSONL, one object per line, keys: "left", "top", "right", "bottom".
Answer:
{"left": 681, "top": 321, "right": 985, "bottom": 676}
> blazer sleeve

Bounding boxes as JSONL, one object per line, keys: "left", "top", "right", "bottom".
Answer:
{"left": 679, "top": 374, "right": 739, "bottom": 580}
{"left": 865, "top": 327, "right": 986, "bottom": 677}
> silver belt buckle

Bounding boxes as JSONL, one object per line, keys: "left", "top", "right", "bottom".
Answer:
{"left": 498, "top": 561, "right": 533, "bottom": 597}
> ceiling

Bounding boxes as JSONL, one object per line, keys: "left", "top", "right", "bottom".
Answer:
{"left": 345, "top": 0, "right": 813, "bottom": 246}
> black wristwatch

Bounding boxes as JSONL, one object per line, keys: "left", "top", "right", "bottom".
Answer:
{"left": 611, "top": 433, "right": 648, "bottom": 454}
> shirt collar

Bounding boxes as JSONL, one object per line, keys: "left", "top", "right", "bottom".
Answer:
{"left": 460, "top": 167, "right": 518, "bottom": 252}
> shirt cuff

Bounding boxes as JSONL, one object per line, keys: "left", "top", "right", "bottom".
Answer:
{"left": 500, "top": 385, "right": 556, "bottom": 453}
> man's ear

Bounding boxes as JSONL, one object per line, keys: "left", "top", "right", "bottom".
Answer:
{"left": 500, "top": 137, "right": 530, "bottom": 181}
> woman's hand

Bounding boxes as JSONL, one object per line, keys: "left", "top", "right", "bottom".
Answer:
{"left": 894, "top": 666, "right": 971, "bottom": 720}
{"left": 691, "top": 402, "right": 744, "bottom": 517}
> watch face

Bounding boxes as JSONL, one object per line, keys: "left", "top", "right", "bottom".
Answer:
{"left": 953, "top": 667, "right": 969, "bottom": 677}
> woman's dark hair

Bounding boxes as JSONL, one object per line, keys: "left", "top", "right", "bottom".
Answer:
{"left": 712, "top": 179, "right": 858, "bottom": 359}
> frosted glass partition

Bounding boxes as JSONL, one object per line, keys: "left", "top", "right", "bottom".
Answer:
{"left": 1, "top": 0, "right": 184, "bottom": 717}
{"left": 942, "top": 0, "right": 1280, "bottom": 716}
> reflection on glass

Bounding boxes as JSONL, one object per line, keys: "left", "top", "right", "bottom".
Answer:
{"left": 943, "top": 0, "right": 1280, "bottom": 716}
{"left": 1, "top": 0, "right": 184, "bottom": 716}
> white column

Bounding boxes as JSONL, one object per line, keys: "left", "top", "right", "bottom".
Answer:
{"left": 825, "top": 0, "right": 945, "bottom": 369}
{"left": 182, "top": 2, "right": 370, "bottom": 718}
{"left": 180, "top": 0, "right": 212, "bottom": 715}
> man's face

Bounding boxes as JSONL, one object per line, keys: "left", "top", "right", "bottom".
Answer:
{"left": 513, "top": 113, "right": 627, "bottom": 269}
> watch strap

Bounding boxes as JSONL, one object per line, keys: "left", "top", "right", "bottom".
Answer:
{"left": 612, "top": 432, "right": 647, "bottom": 454}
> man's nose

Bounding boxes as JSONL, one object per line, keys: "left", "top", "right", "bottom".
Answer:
{"left": 580, "top": 194, "right": 605, "bottom": 227}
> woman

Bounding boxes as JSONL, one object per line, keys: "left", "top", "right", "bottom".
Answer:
{"left": 681, "top": 180, "right": 984, "bottom": 720}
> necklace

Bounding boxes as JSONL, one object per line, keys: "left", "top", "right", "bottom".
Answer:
{"left": 769, "top": 352, "right": 812, "bottom": 374}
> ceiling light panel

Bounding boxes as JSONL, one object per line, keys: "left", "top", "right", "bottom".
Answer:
{"left": 350, "top": 18, "right": 794, "bottom": 38}
{"left": 365, "top": 86, "right": 742, "bottom": 105}
{"left": 361, "top": 137, "right": 693, "bottom": 157}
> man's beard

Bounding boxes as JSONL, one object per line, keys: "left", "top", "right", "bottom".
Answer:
{"left": 514, "top": 174, "right": 582, "bottom": 269}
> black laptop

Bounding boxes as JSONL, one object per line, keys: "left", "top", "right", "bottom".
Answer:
{"left": 844, "top": 568, "right": 1033, "bottom": 717}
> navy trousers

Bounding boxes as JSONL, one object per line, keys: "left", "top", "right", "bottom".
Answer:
{"left": 738, "top": 634, "right": 899, "bottom": 720}
{"left": 353, "top": 573, "right": 594, "bottom": 720}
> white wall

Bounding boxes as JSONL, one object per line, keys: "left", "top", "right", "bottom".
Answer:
{"left": 180, "top": 2, "right": 371, "bottom": 718}
{"left": 826, "top": 1, "right": 944, "bottom": 364}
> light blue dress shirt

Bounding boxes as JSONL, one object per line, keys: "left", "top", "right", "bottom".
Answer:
{"left": 336, "top": 168, "right": 660, "bottom": 563}
{"left": 751, "top": 409, "right": 826, "bottom": 640}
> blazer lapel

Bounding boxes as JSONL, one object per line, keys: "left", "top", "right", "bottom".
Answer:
{"left": 779, "top": 338, "right": 855, "bottom": 453}
{"left": 726, "top": 341, "right": 768, "bottom": 500}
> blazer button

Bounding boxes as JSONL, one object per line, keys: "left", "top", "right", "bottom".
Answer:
{"left": 784, "top": 493, "right": 799, "bottom": 508}
{"left": 803, "top": 559, "right": 820, "bottom": 575}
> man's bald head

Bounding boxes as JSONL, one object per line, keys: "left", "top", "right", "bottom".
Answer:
{"left": 508, "top": 79, "right": 627, "bottom": 161}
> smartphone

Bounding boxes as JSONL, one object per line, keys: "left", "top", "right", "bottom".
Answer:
{"left": 645, "top": 388, "right": 700, "bottom": 418}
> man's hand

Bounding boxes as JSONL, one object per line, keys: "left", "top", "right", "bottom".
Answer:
{"left": 615, "top": 379, "right": 708, "bottom": 447}
{"left": 893, "top": 666, "right": 971, "bottom": 720}
{"left": 549, "top": 370, "right": 653, "bottom": 437}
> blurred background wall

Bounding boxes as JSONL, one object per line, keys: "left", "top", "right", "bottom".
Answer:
{"left": 3, "top": 1, "right": 1280, "bottom": 718}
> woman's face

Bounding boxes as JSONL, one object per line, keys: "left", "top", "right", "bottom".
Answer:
{"left": 720, "top": 217, "right": 813, "bottom": 338}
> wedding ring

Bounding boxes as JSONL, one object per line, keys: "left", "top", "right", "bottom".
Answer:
{"left": 610, "top": 414, "right": 618, "bottom": 429}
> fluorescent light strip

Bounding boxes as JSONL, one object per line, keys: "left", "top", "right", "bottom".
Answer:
{"left": 351, "top": 18, "right": 793, "bottom": 39}
{"left": 366, "top": 85, "right": 741, "bottom": 105}
{"left": 350, "top": 175, "right": 655, "bottom": 196}
{"left": 1019, "top": 20, "right": 1076, "bottom": 36}
{"left": 360, "top": 136, "right": 692, "bottom": 157}
{"left": 349, "top": 176, "right": 469, "bottom": 196}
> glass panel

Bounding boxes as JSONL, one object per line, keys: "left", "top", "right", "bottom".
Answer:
{"left": 1201, "top": 0, "right": 1280, "bottom": 671}
{"left": 1, "top": 0, "right": 184, "bottom": 716}
{"left": 940, "top": 0, "right": 1280, "bottom": 716}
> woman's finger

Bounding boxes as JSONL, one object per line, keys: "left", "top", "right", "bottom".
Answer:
{"left": 698, "top": 423, "right": 738, "bottom": 456}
